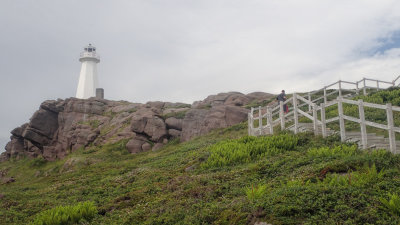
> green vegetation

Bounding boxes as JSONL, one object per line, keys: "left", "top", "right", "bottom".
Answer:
{"left": 3, "top": 91, "right": 400, "bottom": 224}
{"left": 162, "top": 110, "right": 189, "bottom": 119}
{"left": 245, "top": 184, "right": 267, "bottom": 202}
{"left": 307, "top": 144, "right": 359, "bottom": 158}
{"left": 201, "top": 134, "right": 298, "bottom": 168}
{"left": 164, "top": 103, "right": 191, "bottom": 109}
{"left": 31, "top": 201, "right": 97, "bottom": 225}
{"left": 78, "top": 120, "right": 101, "bottom": 129}
{"left": 381, "top": 193, "right": 400, "bottom": 216}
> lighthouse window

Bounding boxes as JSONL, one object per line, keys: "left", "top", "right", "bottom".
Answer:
{"left": 84, "top": 48, "right": 87, "bottom": 51}
{"left": 88, "top": 48, "right": 93, "bottom": 52}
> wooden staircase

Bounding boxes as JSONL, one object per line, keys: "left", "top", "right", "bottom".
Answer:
{"left": 288, "top": 122, "right": 400, "bottom": 150}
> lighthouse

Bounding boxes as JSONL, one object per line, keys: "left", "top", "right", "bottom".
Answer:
{"left": 76, "top": 44, "right": 100, "bottom": 99}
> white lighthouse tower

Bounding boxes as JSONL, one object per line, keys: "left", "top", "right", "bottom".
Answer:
{"left": 76, "top": 44, "right": 100, "bottom": 99}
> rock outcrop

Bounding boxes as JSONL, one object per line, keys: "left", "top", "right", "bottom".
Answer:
{"left": 1, "top": 91, "right": 273, "bottom": 161}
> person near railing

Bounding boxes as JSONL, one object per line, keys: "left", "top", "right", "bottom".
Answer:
{"left": 276, "top": 90, "right": 288, "bottom": 113}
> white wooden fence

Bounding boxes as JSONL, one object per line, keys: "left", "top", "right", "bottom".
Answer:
{"left": 248, "top": 76, "right": 400, "bottom": 154}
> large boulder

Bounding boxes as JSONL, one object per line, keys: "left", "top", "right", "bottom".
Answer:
{"left": 126, "top": 138, "right": 146, "bottom": 154}
{"left": 144, "top": 117, "right": 167, "bottom": 142}
{"left": 168, "top": 129, "right": 181, "bottom": 138}
{"left": 165, "top": 117, "right": 183, "bottom": 130}
{"left": 181, "top": 105, "right": 248, "bottom": 141}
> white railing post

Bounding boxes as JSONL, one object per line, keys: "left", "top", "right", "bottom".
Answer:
{"left": 321, "top": 103, "right": 327, "bottom": 137}
{"left": 250, "top": 108, "right": 254, "bottom": 135}
{"left": 258, "top": 106, "right": 262, "bottom": 135}
{"left": 363, "top": 78, "right": 367, "bottom": 95}
{"left": 312, "top": 103, "right": 318, "bottom": 136}
{"left": 338, "top": 80, "right": 342, "bottom": 97}
{"left": 293, "top": 93, "right": 299, "bottom": 134}
{"left": 356, "top": 82, "right": 359, "bottom": 95}
{"left": 386, "top": 103, "right": 396, "bottom": 154}
{"left": 338, "top": 97, "right": 346, "bottom": 142}
{"left": 377, "top": 80, "right": 379, "bottom": 91}
{"left": 308, "top": 92, "right": 312, "bottom": 112}
{"left": 280, "top": 101, "right": 285, "bottom": 130}
{"left": 358, "top": 100, "right": 368, "bottom": 149}
{"left": 267, "top": 107, "right": 274, "bottom": 135}
{"left": 323, "top": 87, "right": 327, "bottom": 104}
{"left": 248, "top": 113, "right": 252, "bottom": 136}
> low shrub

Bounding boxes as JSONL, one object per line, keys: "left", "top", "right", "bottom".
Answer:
{"left": 307, "top": 145, "right": 358, "bottom": 158}
{"left": 319, "top": 164, "right": 385, "bottom": 187}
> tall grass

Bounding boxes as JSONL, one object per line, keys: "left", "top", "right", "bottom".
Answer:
{"left": 31, "top": 201, "right": 97, "bottom": 225}
{"left": 245, "top": 184, "right": 267, "bottom": 202}
{"left": 381, "top": 193, "right": 400, "bottom": 216}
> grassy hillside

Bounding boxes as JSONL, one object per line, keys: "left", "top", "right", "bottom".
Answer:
{"left": 1, "top": 122, "right": 400, "bottom": 224}
{"left": 2, "top": 88, "right": 400, "bottom": 224}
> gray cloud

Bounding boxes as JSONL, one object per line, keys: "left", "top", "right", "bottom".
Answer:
{"left": 1, "top": 1, "right": 400, "bottom": 152}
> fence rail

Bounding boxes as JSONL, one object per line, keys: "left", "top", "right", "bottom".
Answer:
{"left": 249, "top": 76, "right": 400, "bottom": 154}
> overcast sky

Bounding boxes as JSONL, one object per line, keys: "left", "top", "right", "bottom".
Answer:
{"left": 1, "top": 0, "right": 400, "bottom": 153}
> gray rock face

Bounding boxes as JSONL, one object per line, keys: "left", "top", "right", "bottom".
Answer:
{"left": 126, "top": 138, "right": 146, "bottom": 154}
{"left": 144, "top": 117, "right": 167, "bottom": 142}
{"left": 168, "top": 129, "right": 181, "bottom": 138}
{"left": 165, "top": 117, "right": 183, "bottom": 130}
{"left": 1, "top": 91, "right": 273, "bottom": 162}
{"left": 181, "top": 105, "right": 249, "bottom": 142}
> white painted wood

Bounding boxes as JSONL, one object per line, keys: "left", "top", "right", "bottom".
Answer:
{"left": 321, "top": 103, "right": 327, "bottom": 137}
{"left": 356, "top": 82, "right": 359, "bottom": 95}
{"left": 297, "top": 108, "right": 315, "bottom": 121}
{"left": 297, "top": 95, "right": 313, "bottom": 105}
{"left": 325, "top": 100, "right": 338, "bottom": 108}
{"left": 313, "top": 103, "right": 318, "bottom": 136}
{"left": 363, "top": 102, "right": 388, "bottom": 110}
{"left": 326, "top": 89, "right": 339, "bottom": 97}
{"left": 341, "top": 81, "right": 357, "bottom": 85}
{"left": 326, "top": 116, "right": 339, "bottom": 124}
{"left": 248, "top": 76, "right": 400, "bottom": 154}
{"left": 391, "top": 105, "right": 400, "bottom": 112}
{"left": 248, "top": 113, "right": 252, "bottom": 135}
{"left": 308, "top": 92, "right": 312, "bottom": 112}
{"left": 293, "top": 93, "right": 299, "bottom": 134}
{"left": 342, "top": 115, "right": 360, "bottom": 123}
{"left": 341, "top": 98, "right": 358, "bottom": 105}
{"left": 363, "top": 78, "right": 367, "bottom": 95}
{"left": 284, "top": 110, "right": 294, "bottom": 118}
{"left": 338, "top": 97, "right": 346, "bottom": 142}
{"left": 377, "top": 80, "right": 379, "bottom": 91}
{"left": 258, "top": 106, "right": 262, "bottom": 135}
{"left": 280, "top": 101, "right": 285, "bottom": 130}
{"left": 267, "top": 107, "right": 274, "bottom": 134}
{"left": 364, "top": 121, "right": 389, "bottom": 130}
{"left": 358, "top": 100, "right": 368, "bottom": 149}
{"left": 386, "top": 103, "right": 396, "bottom": 153}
